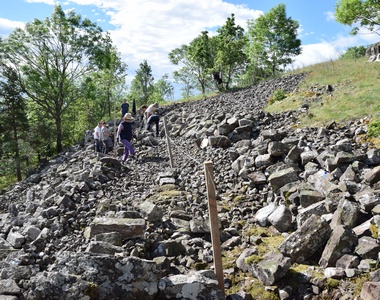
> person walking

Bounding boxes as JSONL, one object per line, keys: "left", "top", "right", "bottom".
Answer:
{"left": 117, "top": 113, "right": 135, "bottom": 164}
{"left": 94, "top": 121, "right": 103, "bottom": 152}
{"left": 120, "top": 99, "right": 129, "bottom": 119}
{"left": 101, "top": 122, "right": 113, "bottom": 154}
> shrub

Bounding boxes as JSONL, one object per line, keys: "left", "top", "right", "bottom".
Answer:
{"left": 368, "top": 120, "right": 380, "bottom": 138}
{"left": 273, "top": 89, "right": 286, "bottom": 101}
{"left": 268, "top": 89, "right": 287, "bottom": 105}
{"left": 340, "top": 46, "right": 367, "bottom": 60}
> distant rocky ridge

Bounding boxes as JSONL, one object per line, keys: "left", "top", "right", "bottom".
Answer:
{"left": 0, "top": 73, "right": 379, "bottom": 299}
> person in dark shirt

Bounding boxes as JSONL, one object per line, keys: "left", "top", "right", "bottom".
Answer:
{"left": 120, "top": 99, "right": 129, "bottom": 119}
{"left": 117, "top": 113, "right": 135, "bottom": 164}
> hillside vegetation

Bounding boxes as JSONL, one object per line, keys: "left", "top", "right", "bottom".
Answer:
{"left": 266, "top": 56, "right": 380, "bottom": 129}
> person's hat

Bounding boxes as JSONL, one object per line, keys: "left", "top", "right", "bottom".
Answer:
{"left": 124, "top": 113, "right": 134, "bottom": 120}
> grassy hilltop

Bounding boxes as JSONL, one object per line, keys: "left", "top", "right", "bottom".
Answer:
{"left": 266, "top": 56, "right": 380, "bottom": 137}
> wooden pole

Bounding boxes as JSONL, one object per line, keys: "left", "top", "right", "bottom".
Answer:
{"left": 204, "top": 161, "right": 225, "bottom": 298}
{"left": 163, "top": 116, "right": 174, "bottom": 168}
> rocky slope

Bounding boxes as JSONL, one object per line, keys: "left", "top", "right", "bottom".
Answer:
{"left": 0, "top": 73, "right": 379, "bottom": 300}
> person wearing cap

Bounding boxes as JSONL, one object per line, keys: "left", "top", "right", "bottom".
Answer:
{"left": 117, "top": 113, "right": 136, "bottom": 164}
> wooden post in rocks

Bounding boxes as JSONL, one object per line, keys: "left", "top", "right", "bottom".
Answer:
{"left": 163, "top": 116, "right": 174, "bottom": 168}
{"left": 204, "top": 161, "right": 225, "bottom": 298}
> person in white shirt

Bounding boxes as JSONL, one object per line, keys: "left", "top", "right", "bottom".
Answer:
{"left": 145, "top": 103, "right": 160, "bottom": 136}
{"left": 93, "top": 121, "right": 103, "bottom": 152}
{"left": 145, "top": 102, "right": 158, "bottom": 119}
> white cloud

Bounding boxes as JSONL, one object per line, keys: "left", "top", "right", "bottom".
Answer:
{"left": 5, "top": 0, "right": 378, "bottom": 97}
{"left": 64, "top": 0, "right": 262, "bottom": 82}
{"left": 0, "top": 18, "right": 25, "bottom": 37}
{"left": 290, "top": 42, "right": 341, "bottom": 70}
{"left": 290, "top": 31, "right": 379, "bottom": 70}
{"left": 26, "top": 0, "right": 57, "bottom": 4}
{"left": 325, "top": 11, "right": 335, "bottom": 22}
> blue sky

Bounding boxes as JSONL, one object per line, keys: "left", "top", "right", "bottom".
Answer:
{"left": 0, "top": 0, "right": 378, "bottom": 99}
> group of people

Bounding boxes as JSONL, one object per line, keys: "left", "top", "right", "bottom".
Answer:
{"left": 93, "top": 99, "right": 160, "bottom": 165}
{"left": 93, "top": 120, "right": 114, "bottom": 154}
{"left": 120, "top": 99, "right": 160, "bottom": 136}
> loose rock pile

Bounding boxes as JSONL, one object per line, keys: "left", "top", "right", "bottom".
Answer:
{"left": 0, "top": 73, "right": 379, "bottom": 300}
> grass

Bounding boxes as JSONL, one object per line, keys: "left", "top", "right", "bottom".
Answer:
{"left": 0, "top": 175, "right": 17, "bottom": 192}
{"left": 266, "top": 57, "right": 380, "bottom": 129}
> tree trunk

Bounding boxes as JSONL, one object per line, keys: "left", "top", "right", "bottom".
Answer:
{"left": 12, "top": 126, "right": 22, "bottom": 181}
{"left": 56, "top": 114, "right": 63, "bottom": 153}
{"left": 107, "top": 89, "right": 111, "bottom": 117}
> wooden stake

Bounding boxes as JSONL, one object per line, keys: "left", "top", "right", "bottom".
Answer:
{"left": 163, "top": 116, "right": 174, "bottom": 168}
{"left": 204, "top": 161, "right": 225, "bottom": 298}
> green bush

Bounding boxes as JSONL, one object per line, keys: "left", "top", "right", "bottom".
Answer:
{"left": 340, "top": 46, "right": 367, "bottom": 59}
{"left": 368, "top": 120, "right": 380, "bottom": 137}
{"left": 269, "top": 89, "right": 287, "bottom": 104}
{"left": 273, "top": 89, "right": 286, "bottom": 101}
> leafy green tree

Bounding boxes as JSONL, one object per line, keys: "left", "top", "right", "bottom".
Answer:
{"left": 169, "top": 45, "right": 196, "bottom": 98}
{"left": 94, "top": 46, "right": 127, "bottom": 118}
{"left": 335, "top": 0, "right": 380, "bottom": 35}
{"left": 169, "top": 33, "right": 214, "bottom": 96}
{"left": 213, "top": 14, "right": 248, "bottom": 90}
{"left": 187, "top": 31, "right": 214, "bottom": 95}
{"left": 237, "top": 63, "right": 272, "bottom": 87}
{"left": 340, "top": 45, "right": 367, "bottom": 59}
{"left": 0, "top": 5, "right": 115, "bottom": 153}
{"left": 173, "top": 68, "right": 197, "bottom": 99}
{"left": 129, "top": 60, "right": 155, "bottom": 107}
{"left": 0, "top": 66, "right": 28, "bottom": 181}
{"left": 151, "top": 74, "right": 174, "bottom": 102}
{"left": 246, "top": 4, "right": 301, "bottom": 77}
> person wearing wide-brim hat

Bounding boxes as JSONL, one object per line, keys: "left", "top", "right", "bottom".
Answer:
{"left": 117, "top": 113, "right": 136, "bottom": 164}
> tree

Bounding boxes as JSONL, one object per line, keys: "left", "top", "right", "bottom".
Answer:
{"left": 213, "top": 14, "right": 248, "bottom": 90}
{"left": 93, "top": 46, "right": 127, "bottom": 118}
{"left": 246, "top": 4, "right": 301, "bottom": 77}
{"left": 340, "top": 45, "right": 367, "bottom": 59}
{"left": 0, "top": 66, "right": 28, "bottom": 181}
{"left": 169, "top": 45, "right": 196, "bottom": 98}
{"left": 169, "top": 33, "right": 214, "bottom": 96}
{"left": 152, "top": 74, "right": 174, "bottom": 102}
{"left": 0, "top": 5, "right": 116, "bottom": 153}
{"left": 129, "top": 60, "right": 155, "bottom": 106}
{"left": 173, "top": 68, "right": 197, "bottom": 99}
{"left": 335, "top": 0, "right": 380, "bottom": 35}
{"left": 187, "top": 31, "right": 214, "bottom": 95}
